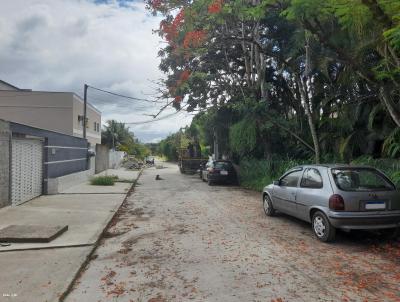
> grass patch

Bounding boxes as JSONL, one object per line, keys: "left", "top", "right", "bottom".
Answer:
{"left": 90, "top": 175, "right": 117, "bottom": 186}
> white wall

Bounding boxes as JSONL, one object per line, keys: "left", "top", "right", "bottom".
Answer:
{"left": 109, "top": 150, "right": 126, "bottom": 169}
{"left": 72, "top": 95, "right": 101, "bottom": 145}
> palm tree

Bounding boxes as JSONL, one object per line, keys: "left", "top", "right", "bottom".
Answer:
{"left": 101, "top": 120, "right": 133, "bottom": 149}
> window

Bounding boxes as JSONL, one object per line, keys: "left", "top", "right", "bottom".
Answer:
{"left": 214, "top": 161, "right": 232, "bottom": 169}
{"left": 280, "top": 170, "right": 303, "bottom": 187}
{"left": 78, "top": 115, "right": 83, "bottom": 127}
{"left": 332, "top": 168, "right": 395, "bottom": 191}
{"left": 301, "top": 168, "right": 323, "bottom": 188}
{"left": 94, "top": 122, "right": 96, "bottom": 131}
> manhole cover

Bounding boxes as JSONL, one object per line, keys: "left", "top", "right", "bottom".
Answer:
{"left": 0, "top": 225, "right": 68, "bottom": 243}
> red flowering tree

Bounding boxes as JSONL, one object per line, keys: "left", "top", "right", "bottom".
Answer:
{"left": 146, "top": 0, "right": 230, "bottom": 111}
{"left": 208, "top": 0, "right": 223, "bottom": 14}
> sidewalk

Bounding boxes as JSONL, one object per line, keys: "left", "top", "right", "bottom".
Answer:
{"left": 0, "top": 168, "right": 140, "bottom": 302}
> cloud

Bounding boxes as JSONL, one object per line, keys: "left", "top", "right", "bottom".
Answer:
{"left": 0, "top": 0, "right": 192, "bottom": 142}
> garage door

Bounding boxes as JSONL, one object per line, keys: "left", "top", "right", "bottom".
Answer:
{"left": 11, "top": 138, "right": 43, "bottom": 205}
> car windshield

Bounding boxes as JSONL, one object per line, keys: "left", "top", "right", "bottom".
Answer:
{"left": 214, "top": 162, "right": 231, "bottom": 169}
{"left": 331, "top": 168, "right": 395, "bottom": 191}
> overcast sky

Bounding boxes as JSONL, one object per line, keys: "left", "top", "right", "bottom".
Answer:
{"left": 0, "top": 0, "right": 193, "bottom": 142}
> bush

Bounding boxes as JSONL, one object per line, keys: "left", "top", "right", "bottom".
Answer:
{"left": 239, "top": 157, "right": 310, "bottom": 191}
{"left": 238, "top": 155, "right": 400, "bottom": 191}
{"left": 90, "top": 175, "right": 117, "bottom": 186}
{"left": 351, "top": 156, "right": 400, "bottom": 187}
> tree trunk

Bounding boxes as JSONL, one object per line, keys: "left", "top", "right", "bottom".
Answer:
{"left": 270, "top": 120, "right": 315, "bottom": 153}
{"left": 297, "top": 76, "right": 321, "bottom": 163}
{"left": 241, "top": 22, "right": 251, "bottom": 87}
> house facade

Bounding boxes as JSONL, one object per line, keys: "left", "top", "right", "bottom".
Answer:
{"left": 0, "top": 81, "right": 101, "bottom": 145}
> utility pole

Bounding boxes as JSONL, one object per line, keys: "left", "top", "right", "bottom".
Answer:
{"left": 83, "top": 84, "right": 88, "bottom": 139}
{"left": 213, "top": 129, "right": 219, "bottom": 160}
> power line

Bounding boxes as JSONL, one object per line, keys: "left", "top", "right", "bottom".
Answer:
{"left": 87, "top": 96, "right": 149, "bottom": 110}
{"left": 87, "top": 85, "right": 160, "bottom": 103}
{"left": 125, "top": 110, "right": 186, "bottom": 125}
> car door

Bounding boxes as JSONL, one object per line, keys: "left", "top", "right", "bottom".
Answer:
{"left": 272, "top": 169, "right": 303, "bottom": 215}
{"left": 296, "top": 168, "right": 324, "bottom": 221}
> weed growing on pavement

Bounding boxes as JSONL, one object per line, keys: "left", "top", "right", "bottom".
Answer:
{"left": 90, "top": 175, "right": 117, "bottom": 186}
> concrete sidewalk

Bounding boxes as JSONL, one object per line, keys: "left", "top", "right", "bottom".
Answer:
{"left": 0, "top": 168, "right": 140, "bottom": 302}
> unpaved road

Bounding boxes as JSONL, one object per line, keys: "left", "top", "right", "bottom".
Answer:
{"left": 66, "top": 162, "right": 400, "bottom": 302}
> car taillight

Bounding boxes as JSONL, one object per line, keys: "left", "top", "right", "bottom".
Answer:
{"left": 329, "top": 194, "right": 345, "bottom": 211}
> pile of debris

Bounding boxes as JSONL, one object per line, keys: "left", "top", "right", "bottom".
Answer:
{"left": 122, "top": 156, "right": 143, "bottom": 170}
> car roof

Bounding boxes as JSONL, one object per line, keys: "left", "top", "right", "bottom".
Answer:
{"left": 292, "top": 164, "right": 377, "bottom": 170}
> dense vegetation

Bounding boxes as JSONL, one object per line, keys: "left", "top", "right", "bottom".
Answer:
{"left": 148, "top": 0, "right": 400, "bottom": 190}
{"left": 101, "top": 120, "right": 150, "bottom": 160}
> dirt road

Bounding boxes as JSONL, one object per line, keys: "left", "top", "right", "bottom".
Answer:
{"left": 65, "top": 162, "right": 400, "bottom": 302}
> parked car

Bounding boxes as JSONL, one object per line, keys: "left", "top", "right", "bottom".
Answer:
{"left": 262, "top": 165, "right": 400, "bottom": 242}
{"left": 201, "top": 160, "right": 237, "bottom": 185}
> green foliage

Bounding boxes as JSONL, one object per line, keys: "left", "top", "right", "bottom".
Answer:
{"left": 351, "top": 155, "right": 400, "bottom": 187}
{"left": 229, "top": 118, "right": 257, "bottom": 156}
{"left": 239, "top": 157, "right": 311, "bottom": 191}
{"left": 384, "top": 24, "right": 400, "bottom": 50}
{"left": 149, "top": 0, "right": 400, "bottom": 186}
{"left": 90, "top": 175, "right": 117, "bottom": 186}
{"left": 101, "top": 120, "right": 133, "bottom": 149}
{"left": 119, "top": 141, "right": 150, "bottom": 160}
{"left": 101, "top": 119, "right": 150, "bottom": 160}
{"left": 383, "top": 128, "right": 400, "bottom": 158}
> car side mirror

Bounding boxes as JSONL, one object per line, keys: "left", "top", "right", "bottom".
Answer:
{"left": 273, "top": 180, "right": 280, "bottom": 186}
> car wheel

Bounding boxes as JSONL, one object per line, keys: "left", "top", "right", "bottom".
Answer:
{"left": 263, "top": 194, "right": 275, "bottom": 217}
{"left": 381, "top": 227, "right": 400, "bottom": 239}
{"left": 207, "top": 179, "right": 213, "bottom": 186}
{"left": 312, "top": 211, "right": 336, "bottom": 242}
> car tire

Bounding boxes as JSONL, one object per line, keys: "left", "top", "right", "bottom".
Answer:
{"left": 381, "top": 227, "right": 400, "bottom": 239}
{"left": 263, "top": 194, "right": 275, "bottom": 217}
{"left": 208, "top": 179, "right": 213, "bottom": 186}
{"left": 312, "top": 211, "right": 336, "bottom": 242}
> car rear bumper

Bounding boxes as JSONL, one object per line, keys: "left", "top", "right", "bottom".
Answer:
{"left": 328, "top": 211, "right": 400, "bottom": 230}
{"left": 208, "top": 173, "right": 234, "bottom": 183}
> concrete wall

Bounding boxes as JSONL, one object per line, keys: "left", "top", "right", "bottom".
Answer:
{"left": 0, "top": 90, "right": 102, "bottom": 146}
{"left": 10, "top": 122, "right": 89, "bottom": 194}
{"left": 0, "top": 120, "right": 10, "bottom": 207}
{"left": 72, "top": 95, "right": 101, "bottom": 146}
{"left": 109, "top": 150, "right": 126, "bottom": 169}
{"left": 95, "top": 144, "right": 109, "bottom": 174}
{"left": 0, "top": 91, "right": 73, "bottom": 136}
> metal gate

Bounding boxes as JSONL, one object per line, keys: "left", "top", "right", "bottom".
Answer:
{"left": 11, "top": 138, "right": 43, "bottom": 205}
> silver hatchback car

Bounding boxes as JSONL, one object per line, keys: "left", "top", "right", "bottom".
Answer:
{"left": 262, "top": 165, "right": 400, "bottom": 242}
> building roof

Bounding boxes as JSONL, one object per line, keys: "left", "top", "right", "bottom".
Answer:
{"left": 0, "top": 81, "right": 101, "bottom": 115}
{"left": 0, "top": 79, "right": 20, "bottom": 90}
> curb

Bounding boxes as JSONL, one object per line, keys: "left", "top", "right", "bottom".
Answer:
{"left": 58, "top": 168, "right": 144, "bottom": 302}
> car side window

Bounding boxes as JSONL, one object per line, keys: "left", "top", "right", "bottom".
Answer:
{"left": 280, "top": 170, "right": 303, "bottom": 187}
{"left": 301, "top": 168, "right": 323, "bottom": 188}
